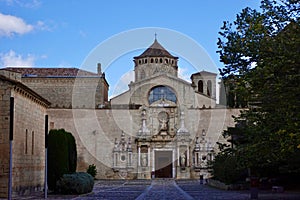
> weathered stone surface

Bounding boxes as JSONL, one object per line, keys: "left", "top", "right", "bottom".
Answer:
{"left": 0, "top": 78, "right": 48, "bottom": 198}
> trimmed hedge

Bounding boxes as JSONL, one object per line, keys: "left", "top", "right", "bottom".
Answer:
{"left": 56, "top": 172, "right": 94, "bottom": 194}
{"left": 47, "top": 129, "right": 77, "bottom": 191}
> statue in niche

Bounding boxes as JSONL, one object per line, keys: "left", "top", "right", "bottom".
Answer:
{"left": 158, "top": 111, "right": 169, "bottom": 134}
{"left": 180, "top": 152, "right": 186, "bottom": 168}
{"left": 141, "top": 154, "right": 148, "bottom": 167}
{"left": 160, "top": 118, "right": 168, "bottom": 131}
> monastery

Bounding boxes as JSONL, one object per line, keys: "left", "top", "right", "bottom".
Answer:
{"left": 0, "top": 39, "right": 239, "bottom": 197}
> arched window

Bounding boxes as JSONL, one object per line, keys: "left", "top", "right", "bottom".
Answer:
{"left": 198, "top": 80, "right": 203, "bottom": 93}
{"left": 160, "top": 58, "right": 163, "bottom": 63}
{"left": 148, "top": 86, "right": 177, "bottom": 104}
{"left": 151, "top": 58, "right": 154, "bottom": 63}
{"left": 145, "top": 59, "right": 147, "bottom": 63}
{"left": 207, "top": 80, "right": 212, "bottom": 97}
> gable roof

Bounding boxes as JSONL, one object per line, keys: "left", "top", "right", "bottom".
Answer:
{"left": 2, "top": 67, "right": 99, "bottom": 77}
{"left": 134, "top": 39, "right": 178, "bottom": 59}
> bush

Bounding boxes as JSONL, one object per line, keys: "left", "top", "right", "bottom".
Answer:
{"left": 86, "top": 164, "right": 97, "bottom": 178}
{"left": 56, "top": 172, "right": 94, "bottom": 194}
{"left": 47, "top": 129, "right": 77, "bottom": 191}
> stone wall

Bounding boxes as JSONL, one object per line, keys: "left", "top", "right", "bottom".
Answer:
{"left": 0, "top": 79, "right": 48, "bottom": 198}
{"left": 0, "top": 80, "right": 11, "bottom": 197}
{"left": 112, "top": 75, "right": 216, "bottom": 109}
{"left": 47, "top": 108, "right": 241, "bottom": 180}
{"left": 134, "top": 60, "right": 178, "bottom": 82}
{"left": 21, "top": 77, "right": 108, "bottom": 109}
{"left": 11, "top": 90, "right": 47, "bottom": 196}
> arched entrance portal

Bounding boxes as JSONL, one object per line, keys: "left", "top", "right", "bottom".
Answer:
{"left": 155, "top": 151, "right": 173, "bottom": 178}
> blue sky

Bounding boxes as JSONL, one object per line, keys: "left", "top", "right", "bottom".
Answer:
{"left": 0, "top": 0, "right": 261, "bottom": 97}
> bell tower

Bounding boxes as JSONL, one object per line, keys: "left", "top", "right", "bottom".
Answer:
{"left": 191, "top": 71, "right": 217, "bottom": 100}
{"left": 133, "top": 38, "right": 179, "bottom": 82}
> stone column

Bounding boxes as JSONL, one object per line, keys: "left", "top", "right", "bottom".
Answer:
{"left": 172, "top": 150, "right": 176, "bottom": 178}
{"left": 138, "top": 146, "right": 141, "bottom": 166}
{"left": 147, "top": 147, "right": 150, "bottom": 167}
{"left": 187, "top": 146, "right": 189, "bottom": 166}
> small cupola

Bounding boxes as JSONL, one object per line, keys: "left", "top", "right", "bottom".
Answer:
{"left": 133, "top": 39, "right": 179, "bottom": 82}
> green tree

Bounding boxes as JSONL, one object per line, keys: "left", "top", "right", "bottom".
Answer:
{"left": 215, "top": 0, "right": 300, "bottom": 182}
{"left": 48, "top": 129, "right": 77, "bottom": 191}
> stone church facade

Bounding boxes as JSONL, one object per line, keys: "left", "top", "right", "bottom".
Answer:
{"left": 0, "top": 39, "right": 240, "bottom": 197}
{"left": 109, "top": 39, "right": 238, "bottom": 179}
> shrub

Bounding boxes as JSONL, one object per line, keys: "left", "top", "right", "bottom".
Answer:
{"left": 86, "top": 164, "right": 97, "bottom": 178}
{"left": 56, "top": 172, "right": 94, "bottom": 194}
{"left": 47, "top": 129, "right": 77, "bottom": 191}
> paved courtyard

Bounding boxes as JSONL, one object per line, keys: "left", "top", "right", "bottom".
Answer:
{"left": 5, "top": 179, "right": 300, "bottom": 200}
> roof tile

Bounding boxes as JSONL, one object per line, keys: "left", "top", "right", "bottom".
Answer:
{"left": 2, "top": 67, "right": 98, "bottom": 77}
{"left": 134, "top": 39, "right": 178, "bottom": 59}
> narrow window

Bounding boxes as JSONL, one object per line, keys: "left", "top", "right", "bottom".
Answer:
{"left": 198, "top": 80, "right": 204, "bottom": 93}
{"left": 31, "top": 131, "right": 34, "bottom": 155}
{"left": 25, "top": 129, "right": 28, "bottom": 154}
{"left": 160, "top": 58, "right": 163, "bottom": 63}
{"left": 151, "top": 58, "right": 154, "bottom": 63}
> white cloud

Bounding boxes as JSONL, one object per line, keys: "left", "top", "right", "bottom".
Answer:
{"left": 0, "top": 50, "right": 36, "bottom": 67}
{"left": 35, "top": 20, "right": 52, "bottom": 31}
{"left": 0, "top": 12, "right": 33, "bottom": 37}
{"left": 3, "top": 0, "right": 41, "bottom": 8}
{"left": 0, "top": 12, "right": 52, "bottom": 37}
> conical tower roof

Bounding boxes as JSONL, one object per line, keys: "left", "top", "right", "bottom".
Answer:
{"left": 134, "top": 39, "right": 178, "bottom": 59}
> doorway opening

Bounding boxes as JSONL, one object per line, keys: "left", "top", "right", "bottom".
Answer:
{"left": 154, "top": 151, "right": 172, "bottom": 178}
